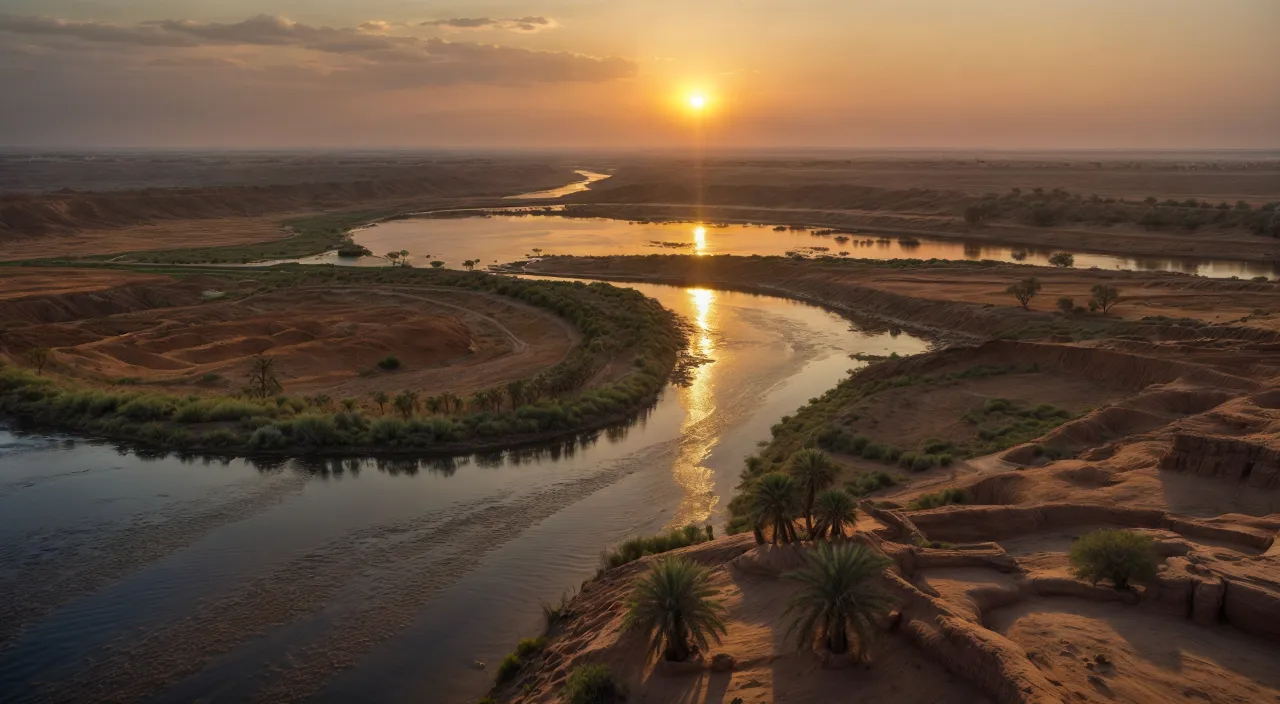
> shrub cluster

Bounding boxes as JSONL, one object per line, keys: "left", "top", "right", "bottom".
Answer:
{"left": 601, "top": 523, "right": 712, "bottom": 570}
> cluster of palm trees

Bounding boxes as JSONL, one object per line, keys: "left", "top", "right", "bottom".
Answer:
{"left": 617, "top": 447, "right": 897, "bottom": 669}
{"left": 750, "top": 448, "right": 857, "bottom": 545}
{"left": 624, "top": 540, "right": 894, "bottom": 665}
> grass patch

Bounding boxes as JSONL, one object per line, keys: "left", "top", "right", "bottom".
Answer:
{"left": 563, "top": 664, "right": 626, "bottom": 704}
{"left": 907, "top": 488, "right": 968, "bottom": 510}
{"left": 601, "top": 523, "right": 712, "bottom": 570}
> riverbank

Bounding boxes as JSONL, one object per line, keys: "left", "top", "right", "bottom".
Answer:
{"left": 489, "top": 253, "right": 1280, "bottom": 704}
{"left": 555, "top": 201, "right": 1280, "bottom": 264}
{"left": 0, "top": 266, "right": 686, "bottom": 457}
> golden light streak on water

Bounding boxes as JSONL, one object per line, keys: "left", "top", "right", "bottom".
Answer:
{"left": 693, "top": 225, "right": 707, "bottom": 254}
{"left": 668, "top": 287, "right": 719, "bottom": 527}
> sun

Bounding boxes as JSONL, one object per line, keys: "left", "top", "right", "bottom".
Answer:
{"left": 688, "top": 94, "right": 707, "bottom": 110}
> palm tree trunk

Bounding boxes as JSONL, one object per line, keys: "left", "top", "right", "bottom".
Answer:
{"left": 805, "top": 487, "right": 815, "bottom": 538}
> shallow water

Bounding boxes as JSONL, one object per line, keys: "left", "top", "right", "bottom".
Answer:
{"left": 0, "top": 282, "right": 927, "bottom": 703}
{"left": 287, "top": 211, "right": 1279, "bottom": 280}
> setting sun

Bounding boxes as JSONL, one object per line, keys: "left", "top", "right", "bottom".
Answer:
{"left": 688, "top": 94, "right": 707, "bottom": 111}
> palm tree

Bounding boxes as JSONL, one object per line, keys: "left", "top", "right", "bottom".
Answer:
{"left": 246, "top": 355, "right": 282, "bottom": 398}
{"left": 624, "top": 556, "right": 727, "bottom": 662}
{"left": 371, "top": 391, "right": 388, "bottom": 415}
{"left": 790, "top": 448, "right": 837, "bottom": 538}
{"left": 751, "top": 472, "right": 799, "bottom": 545}
{"left": 783, "top": 542, "right": 894, "bottom": 658}
{"left": 812, "top": 489, "right": 857, "bottom": 540}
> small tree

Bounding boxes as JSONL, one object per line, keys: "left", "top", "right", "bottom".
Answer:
{"left": 783, "top": 542, "right": 895, "bottom": 657}
{"left": 246, "top": 355, "right": 282, "bottom": 398}
{"left": 624, "top": 556, "right": 727, "bottom": 662}
{"left": 1089, "top": 284, "right": 1120, "bottom": 314}
{"left": 385, "top": 251, "right": 400, "bottom": 265}
{"left": 751, "top": 472, "right": 800, "bottom": 545}
{"left": 23, "top": 347, "right": 52, "bottom": 375}
{"left": 430, "top": 260, "right": 445, "bottom": 269}
{"left": 1056, "top": 296, "right": 1075, "bottom": 315}
{"left": 789, "top": 448, "right": 837, "bottom": 538}
{"left": 812, "top": 488, "right": 857, "bottom": 540}
{"left": 1006, "top": 277, "right": 1042, "bottom": 310}
{"left": 1068, "top": 529, "right": 1158, "bottom": 590}
{"left": 393, "top": 390, "right": 417, "bottom": 419}
{"left": 371, "top": 390, "right": 388, "bottom": 415}
{"left": 1048, "top": 252, "right": 1075, "bottom": 268}
{"left": 462, "top": 259, "right": 476, "bottom": 271}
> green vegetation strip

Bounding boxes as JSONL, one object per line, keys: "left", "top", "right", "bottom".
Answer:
{"left": 725, "top": 362, "right": 1077, "bottom": 533}
{"left": 0, "top": 267, "right": 685, "bottom": 456}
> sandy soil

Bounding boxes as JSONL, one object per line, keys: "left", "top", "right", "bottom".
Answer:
{"left": 989, "top": 599, "right": 1280, "bottom": 704}
{"left": 0, "top": 267, "right": 176, "bottom": 299}
{"left": 5, "top": 283, "right": 579, "bottom": 400}
{"left": 0, "top": 214, "right": 299, "bottom": 262}
{"left": 502, "top": 535, "right": 991, "bottom": 704}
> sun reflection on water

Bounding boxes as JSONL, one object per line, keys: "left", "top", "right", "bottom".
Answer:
{"left": 669, "top": 287, "right": 719, "bottom": 527}
{"left": 693, "top": 225, "right": 707, "bottom": 254}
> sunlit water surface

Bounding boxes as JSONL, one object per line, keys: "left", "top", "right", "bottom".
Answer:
{"left": 282, "top": 210, "right": 1278, "bottom": 280}
{"left": 0, "top": 282, "right": 927, "bottom": 704}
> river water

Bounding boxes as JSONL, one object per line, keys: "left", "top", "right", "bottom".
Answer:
{"left": 283, "top": 209, "right": 1278, "bottom": 280}
{"left": 0, "top": 281, "right": 927, "bottom": 703}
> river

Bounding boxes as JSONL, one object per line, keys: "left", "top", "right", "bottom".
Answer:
{"left": 280, "top": 209, "right": 1278, "bottom": 280}
{"left": 0, "top": 281, "right": 927, "bottom": 703}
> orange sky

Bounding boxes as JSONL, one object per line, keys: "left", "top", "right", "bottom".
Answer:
{"left": 0, "top": 0, "right": 1276, "bottom": 148}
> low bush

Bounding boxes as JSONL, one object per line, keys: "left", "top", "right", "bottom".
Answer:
{"left": 515, "top": 636, "right": 546, "bottom": 657}
{"left": 1068, "top": 529, "right": 1158, "bottom": 590}
{"left": 377, "top": 355, "right": 402, "bottom": 371}
{"left": 494, "top": 653, "right": 522, "bottom": 683}
{"left": 907, "top": 488, "right": 967, "bottom": 510}
{"left": 602, "top": 523, "right": 710, "bottom": 569}
{"left": 563, "top": 664, "right": 625, "bottom": 704}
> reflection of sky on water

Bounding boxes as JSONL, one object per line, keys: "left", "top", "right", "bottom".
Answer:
{"left": 281, "top": 213, "right": 1278, "bottom": 280}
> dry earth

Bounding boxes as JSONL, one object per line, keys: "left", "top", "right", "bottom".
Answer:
{"left": 0, "top": 270, "right": 578, "bottom": 402}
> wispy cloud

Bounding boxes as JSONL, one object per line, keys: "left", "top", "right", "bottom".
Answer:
{"left": 0, "top": 13, "right": 625, "bottom": 86}
{"left": 421, "top": 17, "right": 558, "bottom": 33}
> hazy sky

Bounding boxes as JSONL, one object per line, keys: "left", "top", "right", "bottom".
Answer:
{"left": 1, "top": 0, "right": 1277, "bottom": 149}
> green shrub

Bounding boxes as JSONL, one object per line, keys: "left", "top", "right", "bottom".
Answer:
{"left": 1068, "top": 529, "right": 1158, "bottom": 590}
{"left": 884, "top": 446, "right": 903, "bottom": 462}
{"left": 911, "top": 454, "right": 937, "bottom": 472}
{"left": 494, "top": 653, "right": 522, "bottom": 683}
{"left": 897, "top": 450, "right": 917, "bottom": 469}
{"left": 860, "top": 442, "right": 884, "bottom": 460}
{"left": 908, "top": 488, "right": 967, "bottom": 510}
{"left": 248, "top": 425, "right": 286, "bottom": 449}
{"left": 515, "top": 636, "right": 546, "bottom": 657}
{"left": 563, "top": 664, "right": 625, "bottom": 704}
{"left": 602, "top": 523, "right": 711, "bottom": 569}
{"left": 377, "top": 355, "right": 402, "bottom": 371}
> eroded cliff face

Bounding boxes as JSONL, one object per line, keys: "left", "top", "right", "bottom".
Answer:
{"left": 1160, "top": 433, "right": 1280, "bottom": 489}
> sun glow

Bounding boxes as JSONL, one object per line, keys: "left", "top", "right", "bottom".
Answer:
{"left": 688, "top": 94, "right": 707, "bottom": 110}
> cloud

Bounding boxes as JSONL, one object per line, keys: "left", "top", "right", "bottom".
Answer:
{"left": 0, "top": 13, "right": 629, "bottom": 86}
{"left": 422, "top": 17, "right": 558, "bottom": 33}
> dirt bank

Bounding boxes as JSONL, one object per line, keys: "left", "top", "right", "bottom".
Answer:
{"left": 522, "top": 255, "right": 1280, "bottom": 338}
{"left": 0, "top": 161, "right": 574, "bottom": 261}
